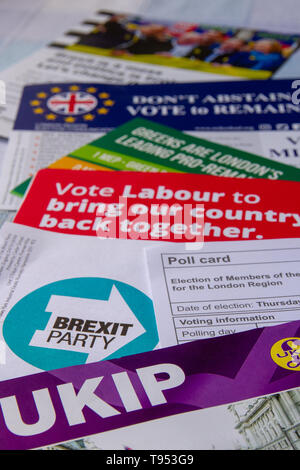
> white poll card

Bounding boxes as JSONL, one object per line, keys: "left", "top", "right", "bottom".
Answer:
{"left": 145, "top": 238, "right": 300, "bottom": 347}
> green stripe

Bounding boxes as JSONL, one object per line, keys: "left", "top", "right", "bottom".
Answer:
{"left": 69, "top": 145, "right": 183, "bottom": 173}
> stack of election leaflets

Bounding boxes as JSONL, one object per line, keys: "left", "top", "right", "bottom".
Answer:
{"left": 1, "top": 120, "right": 300, "bottom": 451}
{"left": 0, "top": 167, "right": 298, "bottom": 449}
{"left": 1, "top": 5, "right": 300, "bottom": 453}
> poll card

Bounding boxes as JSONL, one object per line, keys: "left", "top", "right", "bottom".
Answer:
{"left": 1, "top": 319, "right": 300, "bottom": 450}
{"left": 13, "top": 169, "right": 300, "bottom": 242}
{"left": 7, "top": 116, "right": 300, "bottom": 210}
{"left": 146, "top": 238, "right": 300, "bottom": 347}
{"left": 0, "top": 8, "right": 299, "bottom": 137}
{"left": 0, "top": 222, "right": 171, "bottom": 383}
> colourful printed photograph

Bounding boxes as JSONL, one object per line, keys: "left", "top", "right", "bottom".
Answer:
{"left": 50, "top": 10, "right": 300, "bottom": 79}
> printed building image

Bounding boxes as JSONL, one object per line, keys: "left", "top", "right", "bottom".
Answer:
{"left": 229, "top": 389, "right": 300, "bottom": 450}
{"left": 42, "top": 438, "right": 101, "bottom": 450}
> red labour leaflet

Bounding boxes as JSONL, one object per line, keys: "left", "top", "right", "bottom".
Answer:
{"left": 14, "top": 169, "right": 300, "bottom": 243}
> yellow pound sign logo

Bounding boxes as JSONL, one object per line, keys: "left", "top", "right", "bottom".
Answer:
{"left": 271, "top": 337, "right": 300, "bottom": 370}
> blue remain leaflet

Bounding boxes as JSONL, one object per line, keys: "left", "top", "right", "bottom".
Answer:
{"left": 14, "top": 79, "right": 300, "bottom": 133}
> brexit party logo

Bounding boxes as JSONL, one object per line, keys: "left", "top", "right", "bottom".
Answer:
{"left": 271, "top": 337, "right": 300, "bottom": 370}
{"left": 2, "top": 277, "right": 158, "bottom": 371}
{"left": 29, "top": 85, "right": 115, "bottom": 123}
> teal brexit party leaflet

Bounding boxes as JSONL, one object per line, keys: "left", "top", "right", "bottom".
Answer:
{"left": 0, "top": 222, "right": 163, "bottom": 383}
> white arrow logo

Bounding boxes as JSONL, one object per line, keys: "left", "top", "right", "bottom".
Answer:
{"left": 30, "top": 285, "right": 146, "bottom": 362}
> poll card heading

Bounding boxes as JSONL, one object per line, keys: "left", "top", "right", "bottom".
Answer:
{"left": 14, "top": 169, "right": 300, "bottom": 242}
